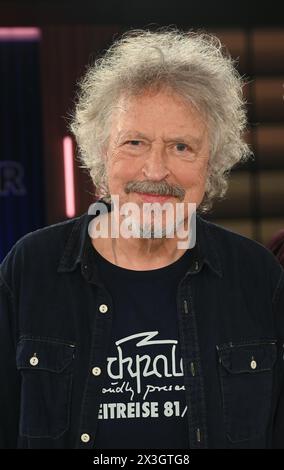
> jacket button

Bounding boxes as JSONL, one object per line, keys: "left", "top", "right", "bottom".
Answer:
{"left": 92, "top": 367, "right": 101, "bottom": 376}
{"left": 30, "top": 356, "right": 39, "bottom": 366}
{"left": 99, "top": 304, "right": 108, "bottom": 313}
{"left": 81, "top": 433, "right": 90, "bottom": 443}
{"left": 250, "top": 360, "right": 257, "bottom": 369}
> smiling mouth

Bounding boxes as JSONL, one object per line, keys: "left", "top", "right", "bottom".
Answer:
{"left": 135, "top": 192, "right": 173, "bottom": 202}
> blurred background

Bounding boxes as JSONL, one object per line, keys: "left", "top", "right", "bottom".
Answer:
{"left": 0, "top": 0, "right": 283, "bottom": 262}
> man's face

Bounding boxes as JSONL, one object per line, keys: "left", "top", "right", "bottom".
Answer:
{"left": 105, "top": 87, "right": 210, "bottom": 238}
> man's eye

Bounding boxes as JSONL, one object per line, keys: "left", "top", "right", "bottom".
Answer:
{"left": 175, "top": 143, "right": 188, "bottom": 152}
{"left": 125, "top": 140, "right": 142, "bottom": 146}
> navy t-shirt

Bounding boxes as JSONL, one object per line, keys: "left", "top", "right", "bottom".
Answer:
{"left": 93, "top": 246, "right": 192, "bottom": 449}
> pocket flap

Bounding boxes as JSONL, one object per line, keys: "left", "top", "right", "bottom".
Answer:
{"left": 16, "top": 338, "right": 75, "bottom": 373}
{"left": 217, "top": 341, "right": 277, "bottom": 374}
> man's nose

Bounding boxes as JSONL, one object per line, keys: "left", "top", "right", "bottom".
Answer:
{"left": 142, "top": 144, "right": 170, "bottom": 181}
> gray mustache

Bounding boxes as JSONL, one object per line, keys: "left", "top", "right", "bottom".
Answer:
{"left": 124, "top": 180, "right": 185, "bottom": 201}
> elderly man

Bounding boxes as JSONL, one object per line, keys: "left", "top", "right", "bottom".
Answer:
{"left": 0, "top": 29, "right": 283, "bottom": 449}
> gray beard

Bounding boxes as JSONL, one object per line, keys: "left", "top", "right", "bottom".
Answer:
{"left": 129, "top": 218, "right": 181, "bottom": 239}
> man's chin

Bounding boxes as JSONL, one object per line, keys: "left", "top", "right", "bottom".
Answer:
{"left": 129, "top": 220, "right": 177, "bottom": 239}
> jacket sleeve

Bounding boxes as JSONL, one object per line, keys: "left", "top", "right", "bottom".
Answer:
{"left": 272, "top": 268, "right": 284, "bottom": 448}
{"left": 0, "top": 267, "right": 20, "bottom": 449}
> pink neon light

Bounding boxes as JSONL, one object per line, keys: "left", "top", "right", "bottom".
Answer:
{"left": 0, "top": 28, "right": 41, "bottom": 40}
{"left": 63, "top": 137, "right": 76, "bottom": 218}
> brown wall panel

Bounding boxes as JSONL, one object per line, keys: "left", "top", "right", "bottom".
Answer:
{"left": 253, "top": 78, "right": 284, "bottom": 121}
{"left": 256, "top": 125, "right": 284, "bottom": 169}
{"left": 259, "top": 171, "right": 284, "bottom": 216}
{"left": 252, "top": 29, "right": 284, "bottom": 74}
{"left": 211, "top": 173, "right": 251, "bottom": 218}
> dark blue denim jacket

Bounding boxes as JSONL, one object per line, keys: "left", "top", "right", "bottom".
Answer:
{"left": 1, "top": 203, "right": 284, "bottom": 449}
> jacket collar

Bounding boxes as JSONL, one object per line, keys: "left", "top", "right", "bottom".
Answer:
{"left": 57, "top": 200, "right": 223, "bottom": 278}
{"left": 196, "top": 216, "right": 223, "bottom": 278}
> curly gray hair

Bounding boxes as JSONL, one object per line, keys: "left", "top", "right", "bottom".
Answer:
{"left": 70, "top": 28, "right": 251, "bottom": 211}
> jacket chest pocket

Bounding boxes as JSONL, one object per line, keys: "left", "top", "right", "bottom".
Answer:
{"left": 216, "top": 340, "right": 277, "bottom": 443}
{"left": 16, "top": 337, "right": 76, "bottom": 439}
